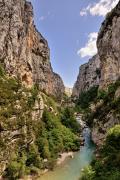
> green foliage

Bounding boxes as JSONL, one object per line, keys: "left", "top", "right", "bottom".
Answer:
{"left": 80, "top": 166, "right": 95, "bottom": 180}
{"left": 61, "top": 108, "right": 81, "bottom": 134}
{"left": 0, "top": 67, "right": 81, "bottom": 178}
{"left": 26, "top": 145, "right": 42, "bottom": 168}
{"left": 0, "top": 64, "right": 5, "bottom": 77}
{"left": 80, "top": 125, "right": 120, "bottom": 180}
{"left": 27, "top": 84, "right": 39, "bottom": 108}
{"left": 85, "top": 80, "right": 120, "bottom": 126}
{"left": 79, "top": 80, "right": 120, "bottom": 180}
{"left": 36, "top": 109, "right": 80, "bottom": 164}
{"left": 96, "top": 81, "right": 120, "bottom": 105}
{"left": 77, "top": 86, "right": 98, "bottom": 109}
{"left": 42, "top": 93, "right": 58, "bottom": 112}
{"left": 4, "top": 161, "right": 23, "bottom": 180}
{"left": 106, "top": 125, "right": 120, "bottom": 150}
{"left": 97, "top": 89, "right": 107, "bottom": 100}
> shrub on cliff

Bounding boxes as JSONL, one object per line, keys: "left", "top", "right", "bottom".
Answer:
{"left": 36, "top": 109, "right": 80, "bottom": 161}
{"left": 80, "top": 166, "right": 95, "bottom": 180}
{"left": 77, "top": 86, "right": 98, "bottom": 109}
{"left": 0, "top": 64, "right": 5, "bottom": 77}
{"left": 4, "top": 161, "right": 23, "bottom": 180}
{"left": 86, "top": 80, "right": 120, "bottom": 127}
{"left": 0, "top": 67, "right": 81, "bottom": 178}
{"left": 61, "top": 107, "right": 81, "bottom": 134}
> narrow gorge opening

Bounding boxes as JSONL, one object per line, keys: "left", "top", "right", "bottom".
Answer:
{"left": 0, "top": 0, "right": 120, "bottom": 180}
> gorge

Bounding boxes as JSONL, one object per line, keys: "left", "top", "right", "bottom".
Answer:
{"left": 0, "top": 0, "right": 120, "bottom": 179}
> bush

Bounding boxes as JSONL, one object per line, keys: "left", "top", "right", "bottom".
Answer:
{"left": 27, "top": 85, "right": 39, "bottom": 108}
{"left": 97, "top": 89, "right": 107, "bottom": 100}
{"left": 0, "top": 64, "right": 5, "bottom": 77}
{"left": 77, "top": 86, "right": 98, "bottom": 109}
{"left": 106, "top": 125, "right": 120, "bottom": 150}
{"left": 61, "top": 108, "right": 81, "bottom": 134}
{"left": 80, "top": 166, "right": 95, "bottom": 180}
{"left": 36, "top": 109, "right": 80, "bottom": 161}
{"left": 26, "top": 145, "right": 42, "bottom": 168}
{"left": 80, "top": 125, "right": 120, "bottom": 180}
{"left": 4, "top": 161, "right": 24, "bottom": 180}
{"left": 0, "top": 67, "right": 81, "bottom": 178}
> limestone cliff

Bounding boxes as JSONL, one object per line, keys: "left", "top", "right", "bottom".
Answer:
{"left": 91, "top": 1, "right": 120, "bottom": 146}
{"left": 0, "top": 0, "right": 65, "bottom": 176}
{"left": 73, "top": 1, "right": 120, "bottom": 96}
{"left": 72, "top": 55, "right": 100, "bottom": 97}
{"left": 53, "top": 73, "right": 65, "bottom": 99}
{"left": 0, "top": 0, "right": 64, "bottom": 97}
{"left": 97, "top": 1, "right": 120, "bottom": 89}
{"left": 73, "top": 1, "right": 120, "bottom": 147}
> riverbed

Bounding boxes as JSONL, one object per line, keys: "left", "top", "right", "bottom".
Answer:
{"left": 40, "top": 127, "right": 95, "bottom": 180}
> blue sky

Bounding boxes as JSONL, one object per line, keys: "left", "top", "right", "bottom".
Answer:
{"left": 30, "top": 0, "right": 119, "bottom": 87}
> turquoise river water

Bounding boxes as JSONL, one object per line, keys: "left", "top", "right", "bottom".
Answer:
{"left": 40, "top": 127, "right": 95, "bottom": 180}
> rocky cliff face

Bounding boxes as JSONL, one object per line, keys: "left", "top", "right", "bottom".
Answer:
{"left": 53, "top": 73, "right": 65, "bottom": 99}
{"left": 73, "top": 2, "right": 120, "bottom": 96}
{"left": 72, "top": 55, "right": 100, "bottom": 97}
{"left": 73, "top": 1, "right": 120, "bottom": 147}
{"left": 0, "top": 0, "right": 65, "bottom": 176}
{"left": 0, "top": 0, "right": 64, "bottom": 97}
{"left": 92, "top": 113, "right": 120, "bottom": 146}
{"left": 97, "top": 1, "right": 120, "bottom": 89}
{"left": 91, "top": 1, "right": 120, "bottom": 146}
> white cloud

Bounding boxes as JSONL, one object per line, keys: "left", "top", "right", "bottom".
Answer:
{"left": 80, "top": 0, "right": 119, "bottom": 17}
{"left": 80, "top": 5, "right": 90, "bottom": 16}
{"left": 80, "top": 10, "right": 87, "bottom": 16}
{"left": 77, "top": 32, "right": 98, "bottom": 58}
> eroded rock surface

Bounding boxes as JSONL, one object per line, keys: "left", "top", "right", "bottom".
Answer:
{"left": 0, "top": 0, "right": 64, "bottom": 97}
{"left": 72, "top": 55, "right": 100, "bottom": 97}
{"left": 97, "top": 2, "right": 120, "bottom": 89}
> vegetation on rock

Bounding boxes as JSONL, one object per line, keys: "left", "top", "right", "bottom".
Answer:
{"left": 75, "top": 86, "right": 98, "bottom": 112}
{"left": 80, "top": 125, "right": 120, "bottom": 180}
{"left": 0, "top": 64, "right": 80, "bottom": 179}
{"left": 78, "top": 80, "right": 120, "bottom": 179}
{"left": 61, "top": 107, "right": 81, "bottom": 134}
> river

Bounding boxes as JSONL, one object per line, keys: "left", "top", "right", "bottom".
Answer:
{"left": 40, "top": 125, "right": 95, "bottom": 180}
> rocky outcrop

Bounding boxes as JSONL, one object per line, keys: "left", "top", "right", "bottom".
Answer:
{"left": 92, "top": 110, "right": 120, "bottom": 146}
{"left": 0, "top": 0, "right": 64, "bottom": 97}
{"left": 97, "top": 1, "right": 120, "bottom": 89}
{"left": 72, "top": 1, "right": 120, "bottom": 147}
{"left": 0, "top": 1, "right": 65, "bottom": 175}
{"left": 91, "top": 1, "right": 120, "bottom": 146}
{"left": 53, "top": 73, "right": 65, "bottom": 99}
{"left": 72, "top": 55, "right": 100, "bottom": 97}
{"left": 73, "top": 1, "right": 120, "bottom": 96}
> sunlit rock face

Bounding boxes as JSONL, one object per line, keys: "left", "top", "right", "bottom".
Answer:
{"left": 97, "top": 1, "right": 120, "bottom": 89}
{"left": 0, "top": 0, "right": 65, "bottom": 174}
{"left": 0, "top": 0, "right": 64, "bottom": 97}
{"left": 72, "top": 2, "right": 120, "bottom": 96}
{"left": 72, "top": 1, "right": 120, "bottom": 147}
{"left": 91, "top": 1, "right": 120, "bottom": 146}
{"left": 72, "top": 54, "right": 100, "bottom": 97}
{"left": 65, "top": 87, "right": 73, "bottom": 97}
